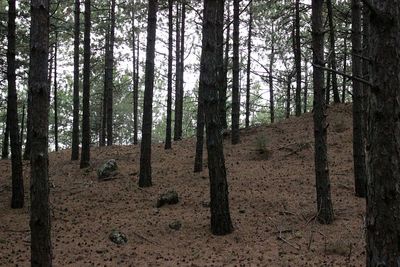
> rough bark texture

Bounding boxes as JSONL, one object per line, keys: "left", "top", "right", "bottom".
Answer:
{"left": 311, "top": 0, "right": 334, "bottom": 224}
{"left": 342, "top": 22, "right": 348, "bottom": 103}
{"left": 80, "top": 0, "right": 91, "bottom": 169}
{"left": 294, "top": 0, "right": 302, "bottom": 116}
{"left": 220, "top": 0, "right": 230, "bottom": 130}
{"left": 106, "top": 0, "right": 116, "bottom": 146}
{"left": 303, "top": 60, "right": 308, "bottom": 113}
{"left": 7, "top": 0, "right": 24, "bottom": 209}
{"left": 100, "top": 26, "right": 109, "bottom": 147}
{"left": 133, "top": 33, "right": 139, "bottom": 145}
{"left": 231, "top": 0, "right": 240, "bottom": 145}
{"left": 2, "top": 116, "right": 9, "bottom": 159}
{"left": 174, "top": 1, "right": 182, "bottom": 141}
{"left": 286, "top": 76, "right": 291, "bottom": 119}
{"left": 245, "top": 1, "right": 252, "bottom": 128}
{"left": 202, "top": 0, "right": 233, "bottom": 236}
{"left": 23, "top": 89, "right": 31, "bottom": 160}
{"left": 194, "top": 52, "right": 205, "bottom": 173}
{"left": 326, "top": 0, "right": 340, "bottom": 103}
{"left": 351, "top": 0, "right": 366, "bottom": 198}
{"left": 53, "top": 31, "right": 58, "bottom": 152}
{"left": 165, "top": 0, "right": 173, "bottom": 150}
{"left": 366, "top": 1, "right": 400, "bottom": 266}
{"left": 139, "top": 0, "right": 158, "bottom": 188}
{"left": 71, "top": 0, "right": 80, "bottom": 161}
{"left": 29, "top": 0, "right": 52, "bottom": 265}
{"left": 269, "top": 23, "right": 275, "bottom": 123}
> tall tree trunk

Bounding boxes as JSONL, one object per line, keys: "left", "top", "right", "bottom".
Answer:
{"left": 362, "top": 5, "right": 369, "bottom": 141}
{"left": 366, "top": 1, "right": 400, "bottom": 265}
{"left": 20, "top": 103, "right": 25, "bottom": 147}
{"left": 311, "top": 0, "right": 334, "bottom": 224}
{"left": 106, "top": 0, "right": 116, "bottom": 146}
{"left": 178, "top": 1, "right": 185, "bottom": 136}
{"left": 71, "top": 0, "right": 80, "bottom": 160}
{"left": 294, "top": 0, "right": 302, "bottom": 116}
{"left": 231, "top": 0, "right": 240, "bottom": 145}
{"left": 2, "top": 116, "right": 9, "bottom": 159}
{"left": 303, "top": 60, "right": 308, "bottom": 113}
{"left": 29, "top": 0, "right": 52, "bottom": 265}
{"left": 326, "top": 61, "right": 331, "bottom": 104}
{"left": 286, "top": 76, "right": 291, "bottom": 119}
{"left": 100, "top": 25, "right": 110, "bottom": 147}
{"left": 220, "top": 0, "right": 230, "bottom": 129}
{"left": 174, "top": 1, "right": 182, "bottom": 141}
{"left": 351, "top": 0, "right": 366, "bottom": 197}
{"left": 23, "top": 90, "right": 31, "bottom": 160}
{"left": 245, "top": 1, "right": 252, "bottom": 128}
{"left": 133, "top": 33, "right": 140, "bottom": 145}
{"left": 165, "top": 0, "right": 173, "bottom": 149}
{"left": 341, "top": 21, "right": 348, "bottom": 103}
{"left": 269, "top": 22, "right": 275, "bottom": 123}
{"left": 7, "top": 0, "right": 24, "bottom": 208}
{"left": 139, "top": 0, "right": 158, "bottom": 188}
{"left": 194, "top": 52, "right": 205, "bottom": 173}
{"left": 80, "top": 0, "right": 91, "bottom": 169}
{"left": 53, "top": 31, "right": 58, "bottom": 152}
{"left": 202, "top": 0, "right": 233, "bottom": 236}
{"left": 327, "top": 0, "right": 340, "bottom": 103}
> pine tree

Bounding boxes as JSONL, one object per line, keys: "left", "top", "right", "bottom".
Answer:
{"left": 71, "top": 0, "right": 80, "bottom": 161}
{"left": 231, "top": 0, "right": 240, "bottom": 145}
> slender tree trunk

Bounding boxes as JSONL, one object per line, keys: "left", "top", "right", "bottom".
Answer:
{"left": 286, "top": 76, "right": 291, "bottom": 119}
{"left": 7, "top": 0, "right": 24, "bottom": 209}
{"left": 23, "top": 90, "right": 31, "bottom": 160}
{"left": 71, "top": 0, "right": 80, "bottom": 160}
{"left": 106, "top": 0, "right": 116, "bottom": 146}
{"left": 202, "top": 0, "right": 233, "bottom": 236}
{"left": 303, "top": 61, "right": 308, "bottom": 113}
{"left": 362, "top": 5, "right": 369, "bottom": 140}
{"left": 178, "top": 1, "right": 185, "bottom": 136}
{"left": 327, "top": 0, "right": 340, "bottom": 103}
{"left": 351, "top": 0, "right": 366, "bottom": 197}
{"left": 194, "top": 53, "right": 205, "bottom": 173}
{"left": 366, "top": 1, "right": 400, "bottom": 265}
{"left": 311, "top": 0, "right": 334, "bottom": 224}
{"left": 139, "top": 0, "right": 158, "bottom": 188}
{"left": 245, "top": 1, "right": 252, "bottom": 128}
{"left": 2, "top": 116, "right": 9, "bottom": 159}
{"left": 220, "top": 0, "right": 230, "bottom": 129}
{"left": 53, "top": 31, "right": 58, "bottom": 152}
{"left": 294, "top": 0, "right": 302, "bottom": 116}
{"left": 80, "top": 0, "right": 91, "bottom": 169}
{"left": 133, "top": 33, "right": 140, "bottom": 145}
{"left": 100, "top": 23, "right": 110, "bottom": 147}
{"left": 165, "top": 0, "right": 173, "bottom": 149}
{"left": 231, "top": 0, "right": 240, "bottom": 144}
{"left": 326, "top": 61, "right": 331, "bottom": 104}
{"left": 174, "top": 1, "right": 182, "bottom": 141}
{"left": 269, "top": 23, "right": 275, "bottom": 123}
{"left": 20, "top": 103, "right": 25, "bottom": 147}
{"left": 342, "top": 21, "right": 348, "bottom": 103}
{"left": 29, "top": 0, "right": 52, "bottom": 265}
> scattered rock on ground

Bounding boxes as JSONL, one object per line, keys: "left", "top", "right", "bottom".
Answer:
{"left": 201, "top": 200, "right": 210, "bottom": 208}
{"left": 169, "top": 220, "right": 182, "bottom": 230}
{"left": 109, "top": 230, "right": 127, "bottom": 245}
{"left": 156, "top": 190, "right": 179, "bottom": 208}
{"left": 97, "top": 159, "right": 118, "bottom": 180}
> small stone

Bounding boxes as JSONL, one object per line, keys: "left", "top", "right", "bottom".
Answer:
{"left": 169, "top": 220, "right": 182, "bottom": 230}
{"left": 239, "top": 209, "right": 246, "bottom": 214}
{"left": 97, "top": 159, "right": 118, "bottom": 180}
{"left": 201, "top": 201, "right": 210, "bottom": 208}
{"left": 156, "top": 190, "right": 179, "bottom": 208}
{"left": 109, "top": 230, "right": 127, "bottom": 245}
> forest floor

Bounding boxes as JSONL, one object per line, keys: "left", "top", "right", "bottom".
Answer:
{"left": 0, "top": 103, "right": 365, "bottom": 266}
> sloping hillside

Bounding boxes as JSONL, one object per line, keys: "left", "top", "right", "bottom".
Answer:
{"left": 0, "top": 103, "right": 365, "bottom": 266}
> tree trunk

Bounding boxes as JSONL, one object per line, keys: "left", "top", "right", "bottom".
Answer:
{"left": 71, "top": 0, "right": 80, "bottom": 160}
{"left": 100, "top": 22, "right": 110, "bottom": 147}
{"left": 202, "top": 0, "right": 233, "bottom": 236}
{"left": 366, "top": 1, "right": 400, "bottom": 265}
{"left": 194, "top": 52, "right": 205, "bottom": 173}
{"left": 29, "top": 0, "right": 52, "bottom": 265}
{"left": 133, "top": 33, "right": 140, "bottom": 145}
{"left": 80, "top": 0, "right": 91, "bottom": 169}
{"left": 139, "top": 0, "right": 158, "bottom": 188}
{"left": 341, "top": 21, "right": 348, "bottom": 103}
{"left": 179, "top": 1, "right": 185, "bottom": 136}
{"left": 165, "top": 0, "right": 173, "bottom": 149}
{"left": 7, "top": 0, "right": 24, "bottom": 209}
{"left": 326, "top": 0, "right": 340, "bottom": 103}
{"left": 23, "top": 90, "right": 31, "bottom": 160}
{"left": 231, "top": 0, "right": 240, "bottom": 145}
{"left": 303, "top": 60, "right": 308, "bottom": 113}
{"left": 20, "top": 103, "right": 25, "bottom": 148}
{"left": 53, "top": 31, "right": 58, "bottom": 152}
{"left": 106, "top": 0, "right": 116, "bottom": 146}
{"left": 245, "top": 1, "right": 252, "bottom": 128}
{"left": 311, "top": 0, "right": 334, "bottom": 224}
{"left": 219, "top": 0, "right": 230, "bottom": 130}
{"left": 269, "top": 22, "right": 275, "bottom": 123}
{"left": 174, "top": 1, "right": 182, "bottom": 141}
{"left": 351, "top": 0, "right": 366, "bottom": 197}
{"left": 2, "top": 116, "right": 9, "bottom": 159}
{"left": 286, "top": 76, "right": 291, "bottom": 119}
{"left": 294, "top": 0, "right": 302, "bottom": 116}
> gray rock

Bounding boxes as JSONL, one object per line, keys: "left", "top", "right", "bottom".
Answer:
{"left": 169, "top": 220, "right": 182, "bottom": 230}
{"left": 156, "top": 190, "right": 179, "bottom": 208}
{"left": 97, "top": 159, "right": 118, "bottom": 180}
{"left": 109, "top": 230, "right": 127, "bottom": 245}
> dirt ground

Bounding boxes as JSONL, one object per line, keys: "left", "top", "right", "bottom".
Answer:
{"left": 0, "top": 103, "right": 366, "bottom": 266}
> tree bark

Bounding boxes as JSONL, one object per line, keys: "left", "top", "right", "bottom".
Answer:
{"left": 269, "top": 22, "right": 275, "bottom": 123}
{"left": 133, "top": 33, "right": 140, "bottom": 145}
{"left": 341, "top": 20, "right": 348, "bottom": 103}
{"left": 294, "top": 0, "right": 302, "bottom": 116}
{"left": 139, "top": 0, "right": 158, "bottom": 188}
{"left": 7, "top": 0, "right": 24, "bottom": 209}
{"left": 80, "top": 0, "right": 91, "bottom": 169}
{"left": 326, "top": 0, "right": 340, "bottom": 103}
{"left": 245, "top": 1, "right": 252, "bottom": 128}
{"left": 71, "top": 0, "right": 80, "bottom": 160}
{"left": 351, "top": 0, "right": 366, "bottom": 197}
{"left": 231, "top": 0, "right": 240, "bottom": 145}
{"left": 220, "top": 0, "right": 230, "bottom": 129}
{"left": 311, "top": 0, "right": 334, "bottom": 224}
{"left": 29, "top": 0, "right": 52, "bottom": 265}
{"left": 174, "top": 1, "right": 182, "bottom": 141}
{"left": 165, "top": 0, "right": 173, "bottom": 149}
{"left": 202, "top": 0, "right": 233, "bottom": 236}
{"left": 366, "top": 1, "right": 400, "bottom": 265}
{"left": 53, "top": 31, "right": 58, "bottom": 152}
{"left": 2, "top": 115, "right": 9, "bottom": 159}
{"left": 194, "top": 52, "right": 205, "bottom": 173}
{"left": 106, "top": 0, "right": 116, "bottom": 146}
{"left": 23, "top": 89, "right": 31, "bottom": 160}
{"left": 286, "top": 75, "right": 291, "bottom": 119}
